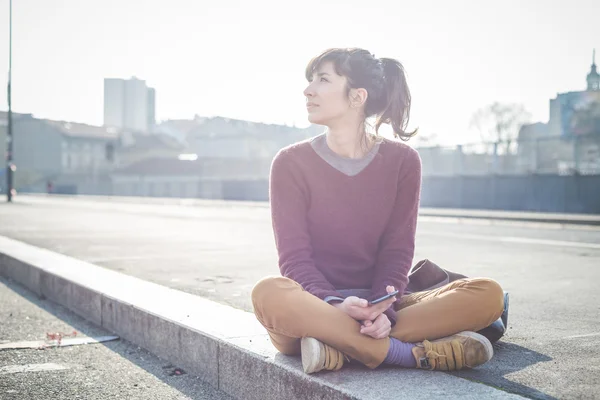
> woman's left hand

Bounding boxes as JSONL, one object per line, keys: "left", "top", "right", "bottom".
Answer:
{"left": 360, "top": 312, "right": 391, "bottom": 339}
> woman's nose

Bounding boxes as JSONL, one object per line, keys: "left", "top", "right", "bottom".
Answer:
{"left": 303, "top": 84, "right": 314, "bottom": 98}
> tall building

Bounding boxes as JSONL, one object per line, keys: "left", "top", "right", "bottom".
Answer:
{"left": 147, "top": 87, "right": 156, "bottom": 131}
{"left": 548, "top": 50, "right": 600, "bottom": 137}
{"left": 103, "top": 77, "right": 156, "bottom": 132}
{"left": 587, "top": 49, "right": 599, "bottom": 91}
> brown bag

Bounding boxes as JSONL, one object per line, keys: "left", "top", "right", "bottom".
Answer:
{"left": 406, "top": 259, "right": 468, "bottom": 294}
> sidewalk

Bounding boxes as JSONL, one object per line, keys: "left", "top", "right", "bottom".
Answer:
{"left": 0, "top": 276, "right": 232, "bottom": 400}
{"left": 0, "top": 235, "right": 525, "bottom": 400}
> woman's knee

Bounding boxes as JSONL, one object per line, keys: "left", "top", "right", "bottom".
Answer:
{"left": 469, "top": 278, "right": 505, "bottom": 318}
{"left": 251, "top": 276, "right": 299, "bottom": 313}
{"left": 271, "top": 338, "right": 301, "bottom": 356}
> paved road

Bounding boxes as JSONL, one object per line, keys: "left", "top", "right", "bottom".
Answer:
{"left": 0, "top": 277, "right": 232, "bottom": 400}
{"left": 1, "top": 196, "right": 600, "bottom": 399}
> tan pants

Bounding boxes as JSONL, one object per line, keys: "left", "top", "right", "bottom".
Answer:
{"left": 252, "top": 276, "right": 505, "bottom": 369}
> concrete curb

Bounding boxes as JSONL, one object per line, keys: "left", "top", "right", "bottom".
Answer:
{"left": 18, "top": 193, "right": 600, "bottom": 226}
{"left": 418, "top": 208, "right": 600, "bottom": 226}
{"left": 0, "top": 236, "right": 525, "bottom": 400}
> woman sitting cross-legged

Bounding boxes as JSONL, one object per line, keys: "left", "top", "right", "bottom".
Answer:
{"left": 252, "top": 47, "right": 505, "bottom": 374}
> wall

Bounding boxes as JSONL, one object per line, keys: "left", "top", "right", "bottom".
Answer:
{"left": 108, "top": 174, "right": 599, "bottom": 214}
{"left": 113, "top": 175, "right": 201, "bottom": 198}
{"left": 190, "top": 175, "right": 600, "bottom": 214}
{"left": 221, "top": 180, "right": 269, "bottom": 201}
{"left": 420, "top": 174, "right": 600, "bottom": 214}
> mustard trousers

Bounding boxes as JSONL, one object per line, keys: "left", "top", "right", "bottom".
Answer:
{"left": 251, "top": 276, "right": 504, "bottom": 369}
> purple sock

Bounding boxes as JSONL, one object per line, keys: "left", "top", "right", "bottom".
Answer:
{"left": 383, "top": 337, "right": 417, "bottom": 367}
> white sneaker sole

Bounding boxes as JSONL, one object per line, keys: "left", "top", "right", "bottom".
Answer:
{"left": 301, "top": 337, "right": 322, "bottom": 374}
{"left": 456, "top": 330, "right": 494, "bottom": 363}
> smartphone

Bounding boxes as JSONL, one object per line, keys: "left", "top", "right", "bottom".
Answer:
{"left": 369, "top": 290, "right": 399, "bottom": 305}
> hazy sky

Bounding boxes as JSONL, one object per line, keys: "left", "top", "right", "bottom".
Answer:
{"left": 0, "top": 0, "right": 598, "bottom": 144}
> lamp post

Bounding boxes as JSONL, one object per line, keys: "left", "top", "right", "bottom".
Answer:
{"left": 5, "top": 0, "right": 13, "bottom": 202}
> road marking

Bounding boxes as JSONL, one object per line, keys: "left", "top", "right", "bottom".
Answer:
{"left": 419, "top": 231, "right": 600, "bottom": 250}
{"left": 0, "top": 335, "right": 119, "bottom": 350}
{"left": 87, "top": 255, "right": 155, "bottom": 263}
{"left": 0, "top": 363, "right": 68, "bottom": 375}
{"left": 564, "top": 332, "right": 600, "bottom": 339}
{"left": 501, "top": 236, "right": 600, "bottom": 249}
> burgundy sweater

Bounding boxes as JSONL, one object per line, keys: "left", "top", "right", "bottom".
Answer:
{"left": 269, "top": 135, "right": 422, "bottom": 325}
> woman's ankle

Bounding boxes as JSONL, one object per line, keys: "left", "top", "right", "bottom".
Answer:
{"left": 383, "top": 337, "right": 417, "bottom": 368}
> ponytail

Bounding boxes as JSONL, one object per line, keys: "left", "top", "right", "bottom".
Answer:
{"left": 376, "top": 58, "right": 417, "bottom": 141}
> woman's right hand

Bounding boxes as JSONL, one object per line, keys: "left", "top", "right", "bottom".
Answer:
{"left": 332, "top": 293, "right": 396, "bottom": 322}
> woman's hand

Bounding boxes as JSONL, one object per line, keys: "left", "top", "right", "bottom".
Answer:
{"left": 360, "top": 312, "right": 392, "bottom": 339}
{"left": 332, "top": 286, "right": 397, "bottom": 322}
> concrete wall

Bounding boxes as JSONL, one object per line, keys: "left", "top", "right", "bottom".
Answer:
{"left": 193, "top": 176, "right": 600, "bottom": 213}
{"left": 113, "top": 175, "right": 201, "bottom": 198}
{"left": 420, "top": 174, "right": 600, "bottom": 214}
{"left": 221, "top": 180, "right": 269, "bottom": 201}
{"left": 112, "top": 177, "right": 267, "bottom": 201}
{"left": 109, "top": 175, "right": 599, "bottom": 214}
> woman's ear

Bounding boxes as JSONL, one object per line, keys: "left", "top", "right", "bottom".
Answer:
{"left": 349, "top": 88, "right": 368, "bottom": 108}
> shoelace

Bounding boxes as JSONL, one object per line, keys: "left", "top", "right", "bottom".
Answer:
{"left": 423, "top": 339, "right": 464, "bottom": 371}
{"left": 323, "top": 344, "right": 346, "bottom": 370}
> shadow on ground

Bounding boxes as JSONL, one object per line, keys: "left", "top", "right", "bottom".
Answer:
{"left": 451, "top": 341, "right": 556, "bottom": 400}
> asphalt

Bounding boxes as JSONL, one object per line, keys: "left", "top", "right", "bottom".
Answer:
{"left": 0, "top": 276, "right": 233, "bottom": 400}
{"left": 1, "top": 195, "right": 600, "bottom": 399}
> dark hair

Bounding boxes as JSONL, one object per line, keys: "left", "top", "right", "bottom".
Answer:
{"left": 305, "top": 48, "right": 417, "bottom": 141}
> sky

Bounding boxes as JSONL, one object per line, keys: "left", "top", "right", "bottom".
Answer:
{"left": 0, "top": 0, "right": 598, "bottom": 145}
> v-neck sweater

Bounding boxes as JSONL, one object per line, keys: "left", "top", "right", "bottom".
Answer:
{"left": 269, "top": 133, "right": 422, "bottom": 325}
{"left": 310, "top": 133, "right": 382, "bottom": 176}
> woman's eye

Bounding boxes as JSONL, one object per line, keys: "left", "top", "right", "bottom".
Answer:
{"left": 320, "top": 77, "right": 329, "bottom": 82}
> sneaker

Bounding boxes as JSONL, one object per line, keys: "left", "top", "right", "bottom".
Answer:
{"left": 301, "top": 337, "right": 347, "bottom": 374}
{"left": 412, "top": 331, "right": 493, "bottom": 371}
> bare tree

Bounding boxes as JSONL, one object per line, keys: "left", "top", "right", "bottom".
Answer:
{"left": 470, "top": 102, "right": 531, "bottom": 152}
{"left": 413, "top": 132, "right": 439, "bottom": 148}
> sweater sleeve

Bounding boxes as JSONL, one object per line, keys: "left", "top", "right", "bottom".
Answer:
{"left": 370, "top": 148, "right": 422, "bottom": 325}
{"left": 269, "top": 150, "right": 344, "bottom": 301}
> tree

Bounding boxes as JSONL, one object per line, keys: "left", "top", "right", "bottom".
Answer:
{"left": 470, "top": 102, "right": 531, "bottom": 151}
{"left": 412, "top": 132, "right": 439, "bottom": 148}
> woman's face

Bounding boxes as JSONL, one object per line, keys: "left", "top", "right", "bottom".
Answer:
{"left": 303, "top": 62, "right": 351, "bottom": 126}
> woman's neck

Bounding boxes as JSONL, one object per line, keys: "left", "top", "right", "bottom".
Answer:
{"left": 326, "top": 123, "right": 374, "bottom": 159}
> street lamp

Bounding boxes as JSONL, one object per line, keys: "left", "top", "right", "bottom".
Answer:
{"left": 5, "top": 0, "right": 13, "bottom": 202}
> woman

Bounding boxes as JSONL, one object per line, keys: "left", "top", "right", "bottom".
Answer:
{"left": 252, "top": 48, "right": 504, "bottom": 374}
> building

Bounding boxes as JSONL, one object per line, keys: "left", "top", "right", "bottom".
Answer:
{"left": 111, "top": 156, "right": 271, "bottom": 200}
{"left": 517, "top": 50, "right": 600, "bottom": 174}
{"left": 0, "top": 113, "right": 120, "bottom": 194}
{"left": 548, "top": 50, "right": 600, "bottom": 137}
{"left": 147, "top": 87, "right": 156, "bottom": 130}
{"left": 104, "top": 77, "right": 156, "bottom": 132}
{"left": 155, "top": 115, "right": 323, "bottom": 159}
{"left": 116, "top": 130, "right": 185, "bottom": 167}
{"left": 0, "top": 112, "right": 190, "bottom": 195}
